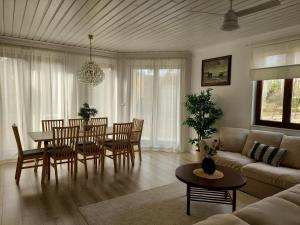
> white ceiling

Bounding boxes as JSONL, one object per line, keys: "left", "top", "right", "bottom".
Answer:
{"left": 1, "top": 0, "right": 300, "bottom": 52}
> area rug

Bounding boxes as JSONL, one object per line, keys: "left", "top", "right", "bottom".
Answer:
{"left": 79, "top": 182, "right": 258, "bottom": 225}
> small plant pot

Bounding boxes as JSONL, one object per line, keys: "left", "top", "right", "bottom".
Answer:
{"left": 202, "top": 157, "right": 216, "bottom": 175}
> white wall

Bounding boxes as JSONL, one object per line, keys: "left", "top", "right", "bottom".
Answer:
{"left": 190, "top": 24, "right": 300, "bottom": 141}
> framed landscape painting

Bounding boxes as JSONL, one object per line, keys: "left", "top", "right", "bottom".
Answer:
{"left": 201, "top": 55, "right": 232, "bottom": 86}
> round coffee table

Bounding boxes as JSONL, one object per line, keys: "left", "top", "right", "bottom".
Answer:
{"left": 175, "top": 163, "right": 247, "bottom": 215}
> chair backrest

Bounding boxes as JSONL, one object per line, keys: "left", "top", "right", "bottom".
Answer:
{"left": 132, "top": 118, "right": 144, "bottom": 142}
{"left": 112, "top": 122, "right": 133, "bottom": 146}
{"left": 68, "top": 118, "right": 85, "bottom": 130}
{"left": 82, "top": 124, "right": 107, "bottom": 153}
{"left": 12, "top": 124, "right": 23, "bottom": 157}
{"left": 91, "top": 117, "right": 108, "bottom": 125}
{"left": 42, "top": 119, "right": 64, "bottom": 131}
{"left": 52, "top": 126, "right": 79, "bottom": 150}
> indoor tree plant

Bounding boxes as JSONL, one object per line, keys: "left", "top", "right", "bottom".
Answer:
{"left": 183, "top": 88, "right": 222, "bottom": 174}
{"left": 78, "top": 102, "right": 98, "bottom": 127}
{"left": 183, "top": 88, "right": 223, "bottom": 152}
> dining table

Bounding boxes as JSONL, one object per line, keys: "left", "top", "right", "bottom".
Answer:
{"left": 28, "top": 126, "right": 137, "bottom": 183}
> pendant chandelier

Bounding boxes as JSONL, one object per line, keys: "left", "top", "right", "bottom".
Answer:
{"left": 78, "top": 34, "right": 105, "bottom": 86}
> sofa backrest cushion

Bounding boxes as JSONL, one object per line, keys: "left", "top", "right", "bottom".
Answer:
{"left": 219, "top": 127, "right": 249, "bottom": 153}
{"left": 280, "top": 135, "right": 300, "bottom": 169}
{"left": 242, "top": 130, "right": 284, "bottom": 156}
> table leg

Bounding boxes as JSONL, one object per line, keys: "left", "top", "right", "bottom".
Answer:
{"left": 232, "top": 189, "right": 236, "bottom": 212}
{"left": 187, "top": 185, "right": 191, "bottom": 215}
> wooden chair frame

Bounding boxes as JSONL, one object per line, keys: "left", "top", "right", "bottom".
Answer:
{"left": 132, "top": 118, "right": 144, "bottom": 161}
{"left": 12, "top": 124, "right": 44, "bottom": 185}
{"left": 42, "top": 119, "right": 64, "bottom": 131}
{"left": 77, "top": 124, "right": 107, "bottom": 178}
{"left": 91, "top": 117, "right": 108, "bottom": 125}
{"left": 49, "top": 126, "right": 79, "bottom": 184}
{"left": 104, "top": 122, "right": 134, "bottom": 172}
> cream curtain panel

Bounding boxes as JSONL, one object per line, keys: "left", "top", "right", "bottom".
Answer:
{"left": 0, "top": 45, "right": 116, "bottom": 160}
{"left": 123, "top": 58, "right": 188, "bottom": 152}
{"left": 250, "top": 39, "right": 300, "bottom": 80}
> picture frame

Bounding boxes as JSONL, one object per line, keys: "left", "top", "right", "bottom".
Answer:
{"left": 201, "top": 55, "right": 232, "bottom": 86}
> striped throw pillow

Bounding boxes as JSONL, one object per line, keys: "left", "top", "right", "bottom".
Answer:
{"left": 248, "top": 142, "right": 287, "bottom": 167}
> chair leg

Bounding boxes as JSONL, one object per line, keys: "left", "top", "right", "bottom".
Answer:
{"left": 84, "top": 155, "right": 88, "bottom": 179}
{"left": 94, "top": 156, "right": 97, "bottom": 174}
{"left": 15, "top": 157, "right": 20, "bottom": 179}
{"left": 54, "top": 159, "right": 58, "bottom": 185}
{"left": 101, "top": 150, "right": 106, "bottom": 174}
{"left": 34, "top": 159, "right": 39, "bottom": 173}
{"left": 138, "top": 143, "right": 142, "bottom": 161}
{"left": 129, "top": 145, "right": 135, "bottom": 166}
{"left": 16, "top": 159, "right": 22, "bottom": 184}
{"left": 70, "top": 159, "right": 73, "bottom": 175}
{"left": 74, "top": 156, "right": 78, "bottom": 180}
{"left": 113, "top": 150, "right": 117, "bottom": 173}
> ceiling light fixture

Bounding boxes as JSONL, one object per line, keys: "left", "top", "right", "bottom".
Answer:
{"left": 78, "top": 34, "right": 105, "bottom": 86}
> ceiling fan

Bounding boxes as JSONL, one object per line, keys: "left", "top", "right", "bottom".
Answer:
{"left": 190, "top": 0, "right": 281, "bottom": 31}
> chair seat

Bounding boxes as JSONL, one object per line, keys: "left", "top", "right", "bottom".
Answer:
{"left": 105, "top": 141, "right": 130, "bottom": 149}
{"left": 23, "top": 148, "right": 44, "bottom": 156}
{"left": 49, "top": 146, "right": 75, "bottom": 158}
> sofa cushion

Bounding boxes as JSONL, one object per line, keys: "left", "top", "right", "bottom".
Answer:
{"left": 219, "top": 127, "right": 249, "bottom": 153}
{"left": 242, "top": 130, "right": 283, "bottom": 156}
{"left": 213, "top": 151, "right": 255, "bottom": 171}
{"left": 241, "top": 162, "right": 300, "bottom": 189}
{"left": 234, "top": 195, "right": 300, "bottom": 225}
{"left": 193, "top": 214, "right": 249, "bottom": 225}
{"left": 280, "top": 135, "right": 300, "bottom": 169}
{"left": 274, "top": 184, "right": 300, "bottom": 206}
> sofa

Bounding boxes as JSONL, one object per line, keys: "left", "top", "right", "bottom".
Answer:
{"left": 210, "top": 127, "right": 300, "bottom": 198}
{"left": 193, "top": 183, "right": 300, "bottom": 225}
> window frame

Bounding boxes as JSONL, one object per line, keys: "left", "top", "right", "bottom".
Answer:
{"left": 255, "top": 79, "right": 300, "bottom": 130}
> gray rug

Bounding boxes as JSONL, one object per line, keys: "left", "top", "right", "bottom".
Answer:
{"left": 79, "top": 182, "right": 258, "bottom": 225}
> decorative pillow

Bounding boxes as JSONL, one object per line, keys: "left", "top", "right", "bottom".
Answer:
{"left": 248, "top": 141, "right": 287, "bottom": 167}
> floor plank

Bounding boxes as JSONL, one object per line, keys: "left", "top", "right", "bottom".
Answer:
{"left": 0, "top": 151, "right": 199, "bottom": 225}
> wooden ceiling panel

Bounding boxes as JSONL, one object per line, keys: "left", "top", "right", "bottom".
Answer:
{"left": 0, "top": 0, "right": 300, "bottom": 51}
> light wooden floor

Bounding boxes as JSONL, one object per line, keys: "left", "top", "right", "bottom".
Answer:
{"left": 0, "top": 151, "right": 200, "bottom": 225}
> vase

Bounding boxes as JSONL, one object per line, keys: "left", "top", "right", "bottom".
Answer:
{"left": 202, "top": 157, "right": 216, "bottom": 175}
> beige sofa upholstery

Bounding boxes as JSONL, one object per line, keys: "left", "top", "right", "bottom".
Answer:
{"left": 193, "top": 184, "right": 300, "bottom": 225}
{"left": 210, "top": 127, "right": 300, "bottom": 198}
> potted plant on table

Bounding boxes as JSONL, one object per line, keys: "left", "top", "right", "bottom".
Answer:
{"left": 183, "top": 88, "right": 223, "bottom": 174}
{"left": 78, "top": 103, "right": 98, "bottom": 129}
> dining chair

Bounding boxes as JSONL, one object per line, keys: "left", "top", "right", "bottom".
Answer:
{"left": 12, "top": 124, "right": 44, "bottom": 185}
{"left": 90, "top": 117, "right": 108, "bottom": 125}
{"left": 77, "top": 124, "right": 107, "bottom": 178}
{"left": 131, "top": 119, "right": 144, "bottom": 162}
{"left": 42, "top": 119, "right": 64, "bottom": 131}
{"left": 68, "top": 118, "right": 85, "bottom": 130}
{"left": 38, "top": 119, "right": 64, "bottom": 149}
{"left": 49, "top": 126, "right": 79, "bottom": 184}
{"left": 104, "top": 122, "right": 133, "bottom": 173}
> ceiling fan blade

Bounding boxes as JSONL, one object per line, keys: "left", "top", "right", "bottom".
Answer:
{"left": 191, "top": 10, "right": 224, "bottom": 16}
{"left": 236, "top": 0, "right": 281, "bottom": 17}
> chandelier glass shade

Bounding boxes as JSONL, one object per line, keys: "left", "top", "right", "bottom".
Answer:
{"left": 78, "top": 35, "right": 105, "bottom": 86}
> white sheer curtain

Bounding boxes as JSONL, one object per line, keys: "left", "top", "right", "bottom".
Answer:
{"left": 87, "top": 66, "right": 118, "bottom": 126}
{"left": 0, "top": 45, "right": 116, "bottom": 160}
{"left": 125, "top": 59, "right": 186, "bottom": 152}
{"left": 250, "top": 39, "right": 300, "bottom": 80}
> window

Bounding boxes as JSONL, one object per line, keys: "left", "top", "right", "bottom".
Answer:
{"left": 130, "top": 65, "right": 181, "bottom": 150}
{"left": 255, "top": 79, "right": 300, "bottom": 129}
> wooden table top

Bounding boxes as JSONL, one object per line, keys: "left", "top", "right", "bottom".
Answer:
{"left": 175, "top": 163, "right": 247, "bottom": 190}
{"left": 28, "top": 127, "right": 138, "bottom": 142}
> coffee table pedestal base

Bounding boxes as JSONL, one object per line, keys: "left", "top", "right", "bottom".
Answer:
{"left": 186, "top": 185, "right": 236, "bottom": 215}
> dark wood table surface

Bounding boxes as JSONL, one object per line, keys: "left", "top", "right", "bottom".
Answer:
{"left": 175, "top": 163, "right": 247, "bottom": 215}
